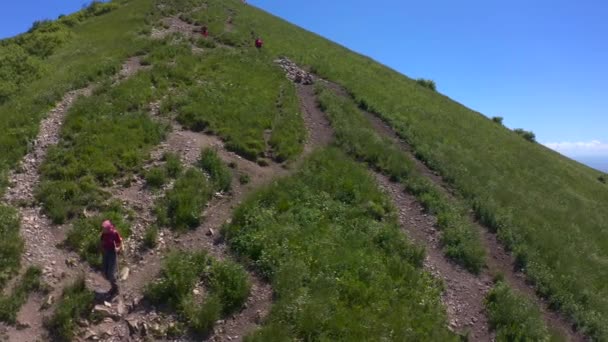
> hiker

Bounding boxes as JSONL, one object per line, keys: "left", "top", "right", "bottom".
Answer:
{"left": 201, "top": 25, "right": 209, "bottom": 38}
{"left": 100, "top": 220, "right": 122, "bottom": 296}
{"left": 255, "top": 37, "right": 263, "bottom": 49}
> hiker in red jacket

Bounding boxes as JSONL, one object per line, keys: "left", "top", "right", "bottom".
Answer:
{"left": 255, "top": 37, "right": 263, "bottom": 49}
{"left": 100, "top": 220, "right": 123, "bottom": 296}
{"left": 201, "top": 25, "right": 209, "bottom": 38}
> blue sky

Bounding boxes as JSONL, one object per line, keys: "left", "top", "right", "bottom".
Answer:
{"left": 1, "top": 0, "right": 606, "bottom": 170}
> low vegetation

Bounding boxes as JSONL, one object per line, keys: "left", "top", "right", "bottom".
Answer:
{"left": 492, "top": 116, "right": 504, "bottom": 125}
{"left": 415, "top": 78, "right": 437, "bottom": 91}
{"left": 0, "top": 267, "right": 44, "bottom": 324}
{"left": 0, "top": 205, "right": 23, "bottom": 289}
{"left": 143, "top": 225, "right": 159, "bottom": 249}
{"left": 225, "top": 149, "right": 455, "bottom": 340}
{"left": 145, "top": 166, "right": 168, "bottom": 189}
{"left": 513, "top": 128, "right": 536, "bottom": 142}
{"left": 199, "top": 148, "right": 232, "bottom": 192}
{"left": 145, "top": 250, "right": 250, "bottom": 336}
{"left": 155, "top": 168, "right": 212, "bottom": 231}
{"left": 317, "top": 86, "right": 485, "bottom": 273}
{"left": 44, "top": 276, "right": 94, "bottom": 342}
{"left": 156, "top": 47, "right": 304, "bottom": 162}
{"left": 163, "top": 152, "right": 183, "bottom": 178}
{"left": 485, "top": 280, "right": 549, "bottom": 341}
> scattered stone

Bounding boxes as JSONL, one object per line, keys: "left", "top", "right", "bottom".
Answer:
{"left": 93, "top": 305, "right": 120, "bottom": 321}
{"left": 193, "top": 288, "right": 201, "bottom": 295}
{"left": 41, "top": 295, "right": 54, "bottom": 310}
{"left": 120, "top": 267, "right": 130, "bottom": 281}
{"left": 16, "top": 322, "right": 30, "bottom": 330}
{"left": 77, "top": 319, "right": 90, "bottom": 328}
{"left": 206, "top": 228, "right": 215, "bottom": 236}
{"left": 126, "top": 318, "right": 139, "bottom": 335}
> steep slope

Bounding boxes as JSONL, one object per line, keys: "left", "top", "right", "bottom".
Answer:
{"left": 224, "top": 1, "right": 607, "bottom": 338}
{"left": 0, "top": 0, "right": 606, "bottom": 340}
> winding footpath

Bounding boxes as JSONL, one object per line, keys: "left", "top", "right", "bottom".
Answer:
{"left": 1, "top": 57, "right": 148, "bottom": 342}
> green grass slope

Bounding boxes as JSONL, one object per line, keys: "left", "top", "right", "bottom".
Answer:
{"left": 216, "top": 1, "right": 607, "bottom": 337}
{"left": 1, "top": 0, "right": 606, "bottom": 338}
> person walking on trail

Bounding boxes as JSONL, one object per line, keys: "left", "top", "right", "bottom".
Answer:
{"left": 100, "top": 220, "right": 122, "bottom": 296}
{"left": 255, "top": 37, "right": 264, "bottom": 49}
{"left": 201, "top": 25, "right": 209, "bottom": 38}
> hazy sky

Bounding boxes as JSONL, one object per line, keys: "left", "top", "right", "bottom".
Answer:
{"left": 1, "top": 0, "right": 606, "bottom": 170}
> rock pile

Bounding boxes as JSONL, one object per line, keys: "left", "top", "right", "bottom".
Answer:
{"left": 274, "top": 57, "right": 314, "bottom": 85}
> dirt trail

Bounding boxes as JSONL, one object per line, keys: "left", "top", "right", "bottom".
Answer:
{"left": 1, "top": 58, "right": 148, "bottom": 342}
{"left": 373, "top": 174, "right": 493, "bottom": 340}
{"left": 1, "top": 87, "right": 93, "bottom": 342}
{"left": 361, "top": 98, "right": 584, "bottom": 341}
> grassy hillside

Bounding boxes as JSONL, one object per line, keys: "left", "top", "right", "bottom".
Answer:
{"left": 215, "top": 1, "right": 608, "bottom": 337}
{"left": 1, "top": 0, "right": 606, "bottom": 339}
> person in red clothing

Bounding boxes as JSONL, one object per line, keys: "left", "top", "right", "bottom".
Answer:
{"left": 100, "top": 220, "right": 122, "bottom": 296}
{"left": 201, "top": 25, "right": 209, "bottom": 38}
{"left": 255, "top": 37, "right": 263, "bottom": 49}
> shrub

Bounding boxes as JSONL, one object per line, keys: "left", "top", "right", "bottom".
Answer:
{"left": 0, "top": 205, "right": 23, "bottom": 288}
{"left": 207, "top": 262, "right": 250, "bottom": 315}
{"left": 155, "top": 168, "right": 212, "bottom": 231}
{"left": 163, "top": 152, "right": 182, "bottom": 178}
{"left": 0, "top": 267, "right": 43, "bottom": 324}
{"left": 143, "top": 225, "right": 159, "bottom": 249}
{"left": 44, "top": 276, "right": 94, "bottom": 342}
{"left": 183, "top": 295, "right": 222, "bottom": 335}
{"left": 145, "top": 251, "right": 250, "bottom": 335}
{"left": 199, "top": 148, "right": 232, "bottom": 192}
{"left": 485, "top": 281, "right": 549, "bottom": 341}
{"left": 239, "top": 173, "right": 250, "bottom": 185}
{"left": 513, "top": 128, "right": 536, "bottom": 142}
{"left": 491, "top": 116, "right": 504, "bottom": 125}
{"left": 599, "top": 175, "right": 606, "bottom": 184}
{"left": 145, "top": 167, "right": 167, "bottom": 189}
{"left": 145, "top": 251, "right": 209, "bottom": 309}
{"left": 416, "top": 78, "right": 437, "bottom": 91}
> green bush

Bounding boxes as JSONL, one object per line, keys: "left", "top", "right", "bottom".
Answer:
{"left": 485, "top": 281, "right": 549, "bottom": 341}
{"left": 0, "top": 267, "right": 43, "bottom": 324}
{"left": 44, "top": 276, "right": 94, "bottom": 342}
{"left": 492, "top": 116, "right": 504, "bottom": 125}
{"left": 0, "top": 205, "right": 23, "bottom": 288}
{"left": 239, "top": 173, "right": 250, "bottom": 185}
{"left": 513, "top": 128, "right": 536, "bottom": 142}
{"left": 416, "top": 78, "right": 437, "bottom": 91}
{"left": 145, "top": 251, "right": 208, "bottom": 309}
{"left": 225, "top": 149, "right": 454, "bottom": 340}
{"left": 199, "top": 148, "right": 232, "bottom": 192}
{"left": 598, "top": 175, "right": 606, "bottom": 184}
{"left": 208, "top": 262, "right": 250, "bottom": 315}
{"left": 145, "top": 250, "right": 250, "bottom": 335}
{"left": 155, "top": 168, "right": 212, "bottom": 231}
{"left": 143, "top": 225, "right": 159, "bottom": 249}
{"left": 183, "top": 295, "right": 222, "bottom": 335}
{"left": 145, "top": 167, "right": 167, "bottom": 189}
{"left": 163, "top": 152, "right": 183, "bottom": 178}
